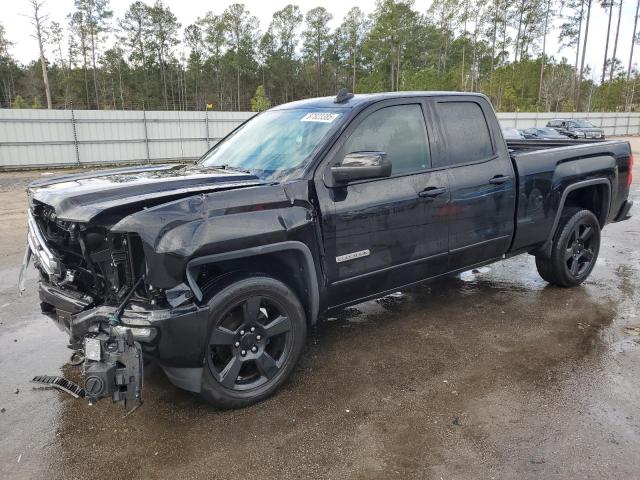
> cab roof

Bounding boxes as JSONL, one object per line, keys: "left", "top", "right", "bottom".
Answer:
{"left": 270, "top": 91, "right": 488, "bottom": 110}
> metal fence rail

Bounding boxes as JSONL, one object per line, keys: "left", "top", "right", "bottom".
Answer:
{"left": 1, "top": 108, "right": 638, "bottom": 170}
{"left": 0, "top": 109, "right": 254, "bottom": 170}
{"left": 496, "top": 111, "right": 640, "bottom": 136}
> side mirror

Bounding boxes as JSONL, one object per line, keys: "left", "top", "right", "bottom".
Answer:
{"left": 330, "top": 152, "right": 391, "bottom": 184}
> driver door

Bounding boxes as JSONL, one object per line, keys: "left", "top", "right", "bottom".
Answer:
{"left": 314, "top": 99, "right": 450, "bottom": 308}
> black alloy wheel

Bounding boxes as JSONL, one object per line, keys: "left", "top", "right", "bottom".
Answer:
{"left": 208, "top": 296, "right": 293, "bottom": 391}
{"left": 563, "top": 220, "right": 597, "bottom": 278}
{"left": 535, "top": 208, "right": 601, "bottom": 287}
{"left": 199, "top": 276, "right": 306, "bottom": 408}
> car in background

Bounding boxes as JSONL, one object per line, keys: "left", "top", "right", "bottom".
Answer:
{"left": 501, "top": 127, "right": 524, "bottom": 140}
{"left": 546, "top": 119, "right": 605, "bottom": 139}
{"left": 521, "top": 127, "right": 568, "bottom": 140}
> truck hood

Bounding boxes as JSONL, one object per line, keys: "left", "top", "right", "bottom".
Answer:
{"left": 28, "top": 163, "right": 265, "bottom": 223}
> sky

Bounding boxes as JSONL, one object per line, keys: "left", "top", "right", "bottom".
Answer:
{"left": 4, "top": 0, "right": 640, "bottom": 83}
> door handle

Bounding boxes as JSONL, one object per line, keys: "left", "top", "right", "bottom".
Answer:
{"left": 488, "top": 175, "right": 512, "bottom": 185}
{"left": 418, "top": 186, "right": 447, "bottom": 198}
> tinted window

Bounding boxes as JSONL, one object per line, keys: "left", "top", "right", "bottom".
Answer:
{"left": 343, "top": 104, "right": 430, "bottom": 174}
{"left": 435, "top": 101, "right": 493, "bottom": 167}
{"left": 540, "top": 128, "right": 562, "bottom": 136}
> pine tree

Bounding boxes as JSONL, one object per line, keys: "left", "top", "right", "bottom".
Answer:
{"left": 250, "top": 84, "right": 271, "bottom": 111}
{"left": 27, "top": 0, "right": 52, "bottom": 109}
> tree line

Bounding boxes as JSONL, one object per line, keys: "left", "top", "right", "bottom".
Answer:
{"left": 1, "top": 0, "right": 640, "bottom": 112}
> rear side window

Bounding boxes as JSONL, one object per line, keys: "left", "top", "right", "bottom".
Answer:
{"left": 343, "top": 104, "right": 430, "bottom": 175}
{"left": 435, "top": 101, "right": 494, "bottom": 167}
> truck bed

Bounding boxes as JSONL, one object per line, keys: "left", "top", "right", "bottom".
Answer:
{"left": 506, "top": 138, "right": 607, "bottom": 152}
{"left": 507, "top": 139, "right": 632, "bottom": 254}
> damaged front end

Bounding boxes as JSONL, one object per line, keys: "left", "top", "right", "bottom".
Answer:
{"left": 22, "top": 201, "right": 157, "bottom": 408}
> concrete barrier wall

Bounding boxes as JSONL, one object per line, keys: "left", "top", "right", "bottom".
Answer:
{"left": 1, "top": 108, "right": 638, "bottom": 170}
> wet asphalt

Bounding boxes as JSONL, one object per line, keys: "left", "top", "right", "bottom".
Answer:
{"left": 0, "top": 145, "right": 639, "bottom": 480}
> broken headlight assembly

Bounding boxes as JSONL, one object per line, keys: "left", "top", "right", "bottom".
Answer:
{"left": 83, "top": 327, "right": 143, "bottom": 407}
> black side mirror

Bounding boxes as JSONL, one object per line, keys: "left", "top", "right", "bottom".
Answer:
{"left": 330, "top": 152, "right": 391, "bottom": 184}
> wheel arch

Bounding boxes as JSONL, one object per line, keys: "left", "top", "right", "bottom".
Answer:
{"left": 538, "top": 178, "right": 610, "bottom": 258}
{"left": 186, "top": 241, "right": 320, "bottom": 324}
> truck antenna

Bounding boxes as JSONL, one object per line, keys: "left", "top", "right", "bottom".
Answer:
{"left": 334, "top": 88, "right": 354, "bottom": 103}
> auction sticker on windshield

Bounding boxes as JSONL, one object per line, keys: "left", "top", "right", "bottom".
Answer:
{"left": 301, "top": 112, "right": 341, "bottom": 123}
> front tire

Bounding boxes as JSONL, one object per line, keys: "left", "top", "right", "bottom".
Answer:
{"left": 199, "top": 276, "right": 307, "bottom": 409}
{"left": 535, "top": 208, "right": 601, "bottom": 287}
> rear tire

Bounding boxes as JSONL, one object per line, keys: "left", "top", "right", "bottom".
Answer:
{"left": 535, "top": 208, "right": 601, "bottom": 287}
{"left": 199, "top": 276, "right": 307, "bottom": 409}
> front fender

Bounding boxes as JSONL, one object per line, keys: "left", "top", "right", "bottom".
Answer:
{"left": 111, "top": 181, "right": 316, "bottom": 290}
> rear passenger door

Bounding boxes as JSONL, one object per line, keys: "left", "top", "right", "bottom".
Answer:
{"left": 430, "top": 97, "right": 516, "bottom": 269}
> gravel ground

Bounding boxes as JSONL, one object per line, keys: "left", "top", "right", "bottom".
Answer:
{"left": 0, "top": 140, "right": 639, "bottom": 479}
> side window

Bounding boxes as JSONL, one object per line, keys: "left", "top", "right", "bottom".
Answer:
{"left": 343, "top": 104, "right": 430, "bottom": 175}
{"left": 434, "top": 101, "right": 494, "bottom": 168}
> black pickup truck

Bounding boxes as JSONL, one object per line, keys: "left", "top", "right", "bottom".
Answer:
{"left": 22, "top": 91, "right": 633, "bottom": 408}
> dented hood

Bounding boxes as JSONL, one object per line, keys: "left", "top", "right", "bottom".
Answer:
{"left": 28, "top": 163, "right": 265, "bottom": 222}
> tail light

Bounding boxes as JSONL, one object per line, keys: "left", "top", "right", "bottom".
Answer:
{"left": 628, "top": 154, "right": 634, "bottom": 187}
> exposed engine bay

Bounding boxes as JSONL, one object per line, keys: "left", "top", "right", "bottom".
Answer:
{"left": 27, "top": 201, "right": 159, "bottom": 310}
{"left": 23, "top": 200, "right": 153, "bottom": 408}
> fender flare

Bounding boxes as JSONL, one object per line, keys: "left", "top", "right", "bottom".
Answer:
{"left": 185, "top": 241, "right": 320, "bottom": 323}
{"left": 539, "top": 178, "right": 611, "bottom": 257}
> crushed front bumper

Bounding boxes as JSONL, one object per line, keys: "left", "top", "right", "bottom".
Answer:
{"left": 39, "top": 282, "right": 210, "bottom": 397}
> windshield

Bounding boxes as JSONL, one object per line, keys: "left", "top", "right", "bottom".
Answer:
{"left": 573, "top": 120, "right": 596, "bottom": 128}
{"left": 502, "top": 128, "right": 523, "bottom": 139}
{"left": 200, "top": 108, "right": 345, "bottom": 181}
{"left": 540, "top": 128, "right": 563, "bottom": 136}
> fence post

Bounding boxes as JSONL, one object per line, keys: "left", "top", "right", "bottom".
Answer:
{"left": 178, "top": 110, "right": 184, "bottom": 161}
{"left": 205, "top": 109, "right": 210, "bottom": 149}
{"left": 142, "top": 104, "right": 150, "bottom": 163}
{"left": 70, "top": 102, "right": 81, "bottom": 166}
